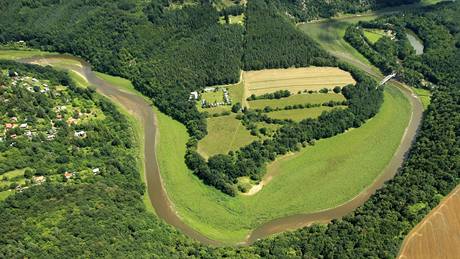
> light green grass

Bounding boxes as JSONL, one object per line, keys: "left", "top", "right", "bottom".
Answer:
{"left": 267, "top": 106, "right": 344, "bottom": 122}
{"left": 0, "top": 190, "right": 13, "bottom": 201}
{"left": 202, "top": 91, "right": 225, "bottom": 103}
{"left": 94, "top": 72, "right": 141, "bottom": 96}
{"left": 219, "top": 14, "right": 245, "bottom": 25}
{"left": 0, "top": 49, "right": 53, "bottom": 60}
{"left": 363, "top": 29, "right": 385, "bottom": 44}
{"left": 197, "top": 115, "right": 257, "bottom": 158}
{"left": 157, "top": 84, "right": 411, "bottom": 244}
{"left": 412, "top": 88, "right": 431, "bottom": 110}
{"left": 0, "top": 168, "right": 27, "bottom": 188}
{"left": 298, "top": 16, "right": 378, "bottom": 67}
{"left": 249, "top": 93, "right": 345, "bottom": 109}
{"left": 68, "top": 70, "right": 89, "bottom": 88}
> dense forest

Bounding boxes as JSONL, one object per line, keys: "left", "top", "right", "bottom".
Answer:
{"left": 0, "top": 0, "right": 459, "bottom": 257}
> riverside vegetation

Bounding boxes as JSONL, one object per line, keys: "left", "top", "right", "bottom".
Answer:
{"left": 0, "top": 0, "right": 458, "bottom": 257}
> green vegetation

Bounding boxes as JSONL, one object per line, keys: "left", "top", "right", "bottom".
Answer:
{"left": 158, "top": 84, "right": 410, "bottom": 243}
{"left": 413, "top": 87, "right": 431, "bottom": 110}
{"left": 197, "top": 115, "right": 257, "bottom": 158}
{"left": 197, "top": 81, "right": 244, "bottom": 114}
{"left": 249, "top": 93, "right": 345, "bottom": 109}
{"left": 0, "top": 49, "right": 51, "bottom": 60}
{"left": 266, "top": 106, "right": 345, "bottom": 122}
{"left": 363, "top": 29, "right": 386, "bottom": 43}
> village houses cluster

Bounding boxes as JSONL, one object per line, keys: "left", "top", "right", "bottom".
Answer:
{"left": 189, "top": 86, "right": 232, "bottom": 109}
{"left": 0, "top": 71, "right": 89, "bottom": 143}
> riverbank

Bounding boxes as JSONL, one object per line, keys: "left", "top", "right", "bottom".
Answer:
{"left": 3, "top": 50, "right": 419, "bottom": 246}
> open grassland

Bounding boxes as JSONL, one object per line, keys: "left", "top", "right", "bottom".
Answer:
{"left": 243, "top": 67, "right": 355, "bottom": 96}
{"left": 197, "top": 115, "right": 257, "bottom": 158}
{"left": 363, "top": 29, "right": 385, "bottom": 43}
{"left": 219, "top": 14, "right": 245, "bottom": 25}
{"left": 412, "top": 88, "right": 431, "bottom": 110}
{"left": 157, "top": 84, "right": 411, "bottom": 244}
{"left": 398, "top": 185, "right": 460, "bottom": 259}
{"left": 298, "top": 16, "right": 378, "bottom": 68}
{"left": 249, "top": 93, "right": 345, "bottom": 109}
{"left": 0, "top": 168, "right": 26, "bottom": 188}
{"left": 0, "top": 49, "right": 53, "bottom": 60}
{"left": 266, "top": 106, "right": 344, "bottom": 122}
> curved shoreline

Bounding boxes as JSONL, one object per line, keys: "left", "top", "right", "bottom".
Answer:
{"left": 18, "top": 54, "right": 422, "bottom": 246}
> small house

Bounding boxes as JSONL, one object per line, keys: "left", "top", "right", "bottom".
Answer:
{"left": 92, "top": 168, "right": 100, "bottom": 175}
{"left": 32, "top": 176, "right": 46, "bottom": 185}
{"left": 74, "top": 130, "right": 87, "bottom": 138}
{"left": 189, "top": 91, "right": 199, "bottom": 100}
{"left": 64, "top": 172, "right": 74, "bottom": 180}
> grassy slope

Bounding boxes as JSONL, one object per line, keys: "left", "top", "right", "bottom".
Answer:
{"left": 248, "top": 93, "right": 345, "bottom": 109}
{"left": 157, "top": 84, "right": 411, "bottom": 244}
{"left": 363, "top": 29, "right": 385, "bottom": 44}
{"left": 412, "top": 88, "right": 431, "bottom": 110}
{"left": 267, "top": 106, "right": 343, "bottom": 122}
{"left": 0, "top": 49, "right": 53, "bottom": 60}
{"left": 197, "top": 115, "right": 257, "bottom": 158}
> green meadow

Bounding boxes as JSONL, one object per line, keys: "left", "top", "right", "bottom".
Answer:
{"left": 266, "top": 106, "right": 343, "bottom": 122}
{"left": 248, "top": 93, "right": 345, "bottom": 109}
{"left": 156, "top": 84, "right": 411, "bottom": 244}
{"left": 363, "top": 29, "right": 385, "bottom": 43}
{"left": 197, "top": 115, "right": 257, "bottom": 158}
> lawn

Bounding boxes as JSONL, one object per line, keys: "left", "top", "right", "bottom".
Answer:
{"left": 248, "top": 93, "right": 345, "bottom": 109}
{"left": 0, "top": 49, "right": 53, "bottom": 60}
{"left": 266, "top": 106, "right": 343, "bottom": 122}
{"left": 0, "top": 168, "right": 27, "bottom": 188}
{"left": 156, "top": 84, "right": 411, "bottom": 244}
{"left": 363, "top": 29, "right": 385, "bottom": 44}
{"left": 197, "top": 115, "right": 257, "bottom": 158}
{"left": 412, "top": 87, "right": 431, "bottom": 110}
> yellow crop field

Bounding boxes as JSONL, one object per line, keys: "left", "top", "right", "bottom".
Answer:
{"left": 243, "top": 67, "right": 356, "bottom": 96}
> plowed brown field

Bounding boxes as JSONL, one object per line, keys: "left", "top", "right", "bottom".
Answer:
{"left": 398, "top": 185, "right": 460, "bottom": 259}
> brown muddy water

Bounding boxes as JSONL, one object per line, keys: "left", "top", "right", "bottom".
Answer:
{"left": 19, "top": 54, "right": 423, "bottom": 246}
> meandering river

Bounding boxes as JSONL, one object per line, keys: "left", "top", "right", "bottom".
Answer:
{"left": 19, "top": 54, "right": 423, "bottom": 246}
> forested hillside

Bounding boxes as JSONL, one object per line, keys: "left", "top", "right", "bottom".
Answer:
{"left": 0, "top": 0, "right": 458, "bottom": 257}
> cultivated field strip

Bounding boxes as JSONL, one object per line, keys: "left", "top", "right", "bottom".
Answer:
{"left": 244, "top": 67, "right": 355, "bottom": 95}
{"left": 398, "top": 185, "right": 460, "bottom": 259}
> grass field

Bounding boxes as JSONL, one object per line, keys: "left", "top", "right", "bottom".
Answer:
{"left": 244, "top": 67, "right": 355, "bottom": 96}
{"left": 0, "top": 168, "right": 27, "bottom": 188}
{"left": 197, "top": 115, "right": 257, "bottom": 158}
{"left": 363, "top": 29, "right": 386, "bottom": 43}
{"left": 197, "top": 81, "right": 244, "bottom": 114}
{"left": 219, "top": 14, "right": 245, "bottom": 25}
{"left": 266, "top": 106, "right": 343, "bottom": 122}
{"left": 157, "top": 84, "right": 411, "bottom": 244}
{"left": 0, "top": 49, "right": 53, "bottom": 60}
{"left": 248, "top": 93, "right": 345, "bottom": 109}
{"left": 412, "top": 88, "right": 431, "bottom": 110}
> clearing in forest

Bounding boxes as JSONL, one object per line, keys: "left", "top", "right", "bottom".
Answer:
{"left": 266, "top": 106, "right": 346, "bottom": 122}
{"left": 398, "top": 185, "right": 460, "bottom": 259}
{"left": 197, "top": 115, "right": 257, "bottom": 158}
{"left": 243, "top": 67, "right": 355, "bottom": 96}
{"left": 248, "top": 93, "right": 345, "bottom": 109}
